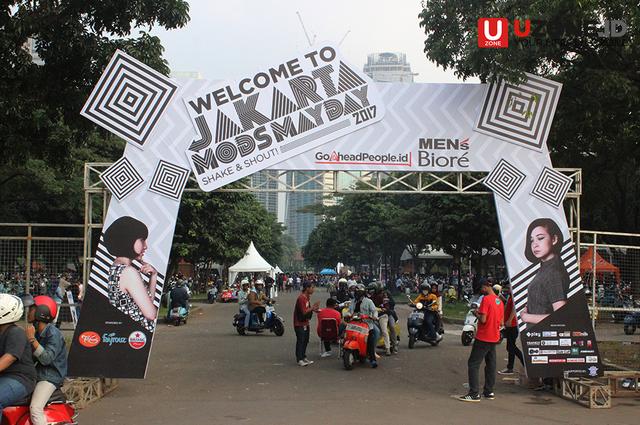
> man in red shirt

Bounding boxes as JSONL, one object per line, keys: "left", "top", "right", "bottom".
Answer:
{"left": 293, "top": 282, "right": 320, "bottom": 366}
{"left": 459, "top": 278, "right": 504, "bottom": 402}
{"left": 316, "top": 298, "right": 342, "bottom": 357}
{"left": 498, "top": 285, "right": 524, "bottom": 374}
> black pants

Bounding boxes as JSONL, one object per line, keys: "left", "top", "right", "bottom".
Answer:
{"left": 251, "top": 306, "right": 266, "bottom": 322}
{"left": 504, "top": 326, "right": 524, "bottom": 370}
{"left": 323, "top": 341, "right": 332, "bottom": 351}
{"left": 467, "top": 339, "right": 497, "bottom": 396}
{"left": 294, "top": 326, "right": 310, "bottom": 362}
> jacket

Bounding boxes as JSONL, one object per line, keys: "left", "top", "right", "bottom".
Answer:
{"left": 33, "top": 323, "right": 67, "bottom": 387}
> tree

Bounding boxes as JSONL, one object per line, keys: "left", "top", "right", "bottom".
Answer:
{"left": 419, "top": 1, "right": 640, "bottom": 233}
{"left": 1, "top": 1, "right": 190, "bottom": 224}
{"left": 170, "top": 190, "right": 284, "bottom": 277}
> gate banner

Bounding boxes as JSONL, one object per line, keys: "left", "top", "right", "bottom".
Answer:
{"left": 70, "top": 45, "right": 599, "bottom": 379}
{"left": 183, "top": 44, "right": 385, "bottom": 191}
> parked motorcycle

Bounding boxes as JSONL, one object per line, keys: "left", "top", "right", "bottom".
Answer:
{"left": 233, "top": 301, "right": 284, "bottom": 336}
{"left": 341, "top": 315, "right": 373, "bottom": 370}
{"left": 406, "top": 301, "right": 443, "bottom": 348}
{"left": 1, "top": 388, "right": 77, "bottom": 425}
{"left": 461, "top": 295, "right": 480, "bottom": 346}
{"left": 623, "top": 308, "right": 640, "bottom": 335}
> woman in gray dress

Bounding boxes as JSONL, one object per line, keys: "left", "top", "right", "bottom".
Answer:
{"left": 520, "top": 218, "right": 570, "bottom": 325}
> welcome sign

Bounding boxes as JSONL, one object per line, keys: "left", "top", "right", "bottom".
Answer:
{"left": 183, "top": 44, "right": 385, "bottom": 191}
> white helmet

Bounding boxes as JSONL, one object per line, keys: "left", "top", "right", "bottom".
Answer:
{"left": 0, "top": 294, "right": 24, "bottom": 325}
{"left": 255, "top": 279, "right": 264, "bottom": 286}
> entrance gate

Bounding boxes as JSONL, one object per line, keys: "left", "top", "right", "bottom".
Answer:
{"left": 70, "top": 45, "right": 599, "bottom": 380}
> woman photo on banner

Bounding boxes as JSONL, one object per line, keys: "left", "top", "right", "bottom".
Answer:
{"left": 103, "top": 216, "right": 158, "bottom": 332}
{"left": 520, "top": 218, "right": 570, "bottom": 325}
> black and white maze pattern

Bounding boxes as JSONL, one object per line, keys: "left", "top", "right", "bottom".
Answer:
{"left": 148, "top": 160, "right": 190, "bottom": 201}
{"left": 99, "top": 157, "right": 144, "bottom": 201}
{"left": 475, "top": 73, "right": 561, "bottom": 151}
{"left": 81, "top": 50, "right": 177, "bottom": 148}
{"left": 483, "top": 159, "right": 526, "bottom": 201}
{"left": 337, "top": 61, "right": 366, "bottom": 93}
{"left": 89, "top": 240, "right": 164, "bottom": 309}
{"left": 271, "top": 87, "right": 299, "bottom": 119}
{"left": 510, "top": 240, "right": 582, "bottom": 331}
{"left": 530, "top": 166, "right": 573, "bottom": 208}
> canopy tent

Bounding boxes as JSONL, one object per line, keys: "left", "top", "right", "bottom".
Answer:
{"left": 579, "top": 247, "right": 621, "bottom": 284}
{"left": 320, "top": 268, "right": 337, "bottom": 275}
{"left": 273, "top": 265, "right": 283, "bottom": 274}
{"left": 228, "top": 241, "right": 274, "bottom": 284}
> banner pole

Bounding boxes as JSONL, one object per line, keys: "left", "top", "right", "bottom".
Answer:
{"left": 591, "top": 234, "right": 597, "bottom": 329}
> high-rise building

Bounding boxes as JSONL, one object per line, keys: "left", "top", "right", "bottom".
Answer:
{"left": 284, "top": 171, "right": 323, "bottom": 248}
{"left": 363, "top": 52, "right": 416, "bottom": 82}
{"left": 249, "top": 170, "right": 279, "bottom": 217}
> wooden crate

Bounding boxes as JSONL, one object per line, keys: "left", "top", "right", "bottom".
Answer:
{"left": 560, "top": 377, "right": 611, "bottom": 409}
{"left": 605, "top": 371, "right": 640, "bottom": 397}
{"left": 62, "top": 377, "right": 119, "bottom": 409}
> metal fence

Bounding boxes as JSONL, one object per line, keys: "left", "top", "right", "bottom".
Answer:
{"left": 579, "top": 231, "right": 640, "bottom": 371}
{"left": 0, "top": 223, "right": 84, "bottom": 327}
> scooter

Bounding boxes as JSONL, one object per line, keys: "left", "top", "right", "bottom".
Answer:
{"left": 406, "top": 301, "right": 443, "bottom": 348}
{"left": 341, "top": 315, "right": 373, "bottom": 370}
{"left": 623, "top": 307, "right": 640, "bottom": 335}
{"left": 233, "top": 301, "right": 285, "bottom": 336}
{"left": 1, "top": 388, "right": 77, "bottom": 425}
{"left": 207, "top": 287, "right": 217, "bottom": 304}
{"left": 168, "top": 305, "right": 189, "bottom": 326}
{"left": 461, "top": 295, "right": 480, "bottom": 346}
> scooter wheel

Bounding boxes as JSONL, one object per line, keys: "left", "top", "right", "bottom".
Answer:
{"left": 343, "top": 350, "right": 354, "bottom": 370}
{"left": 273, "top": 320, "right": 285, "bottom": 336}
{"left": 408, "top": 334, "right": 416, "bottom": 349}
{"left": 624, "top": 324, "right": 636, "bottom": 335}
{"left": 461, "top": 331, "right": 473, "bottom": 346}
{"left": 236, "top": 326, "right": 246, "bottom": 335}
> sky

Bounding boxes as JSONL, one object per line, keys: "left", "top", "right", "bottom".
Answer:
{"left": 150, "top": 0, "right": 478, "bottom": 83}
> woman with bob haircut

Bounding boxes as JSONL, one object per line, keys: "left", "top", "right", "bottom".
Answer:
{"left": 103, "top": 216, "right": 157, "bottom": 331}
{"left": 520, "top": 218, "right": 570, "bottom": 325}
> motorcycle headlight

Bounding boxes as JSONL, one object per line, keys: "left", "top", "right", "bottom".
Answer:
{"left": 416, "top": 302, "right": 423, "bottom": 310}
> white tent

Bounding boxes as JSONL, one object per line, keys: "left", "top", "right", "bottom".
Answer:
{"left": 228, "top": 241, "right": 274, "bottom": 284}
{"left": 273, "top": 265, "right": 283, "bottom": 274}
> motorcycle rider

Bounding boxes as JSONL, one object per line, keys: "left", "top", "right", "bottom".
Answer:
{"left": 167, "top": 279, "right": 189, "bottom": 322}
{"left": 24, "top": 295, "right": 67, "bottom": 425}
{"left": 369, "top": 282, "right": 397, "bottom": 355}
{"left": 412, "top": 282, "right": 442, "bottom": 342}
{"left": 237, "top": 279, "right": 251, "bottom": 329}
{"left": 336, "top": 278, "right": 350, "bottom": 303}
{"left": 0, "top": 294, "right": 36, "bottom": 414}
{"left": 348, "top": 284, "right": 380, "bottom": 368}
{"left": 248, "top": 279, "right": 269, "bottom": 324}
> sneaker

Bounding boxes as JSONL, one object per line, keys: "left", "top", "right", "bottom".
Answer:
{"left": 303, "top": 358, "right": 314, "bottom": 365}
{"left": 384, "top": 350, "right": 391, "bottom": 356}
{"left": 483, "top": 392, "right": 495, "bottom": 400}
{"left": 458, "top": 393, "right": 481, "bottom": 402}
{"left": 370, "top": 359, "right": 378, "bottom": 368}
{"left": 297, "top": 360, "right": 308, "bottom": 367}
{"left": 436, "top": 334, "right": 443, "bottom": 341}
{"left": 498, "top": 368, "right": 514, "bottom": 375}
{"left": 392, "top": 346, "right": 399, "bottom": 354}
{"left": 320, "top": 351, "right": 332, "bottom": 358}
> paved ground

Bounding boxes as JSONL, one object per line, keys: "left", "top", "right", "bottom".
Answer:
{"left": 81, "top": 291, "right": 637, "bottom": 425}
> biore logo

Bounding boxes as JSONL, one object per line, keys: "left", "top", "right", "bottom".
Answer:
{"left": 417, "top": 137, "right": 470, "bottom": 168}
{"left": 102, "top": 332, "right": 127, "bottom": 347}
{"left": 78, "top": 331, "right": 101, "bottom": 348}
{"left": 128, "top": 331, "right": 147, "bottom": 350}
{"left": 478, "top": 18, "right": 531, "bottom": 48}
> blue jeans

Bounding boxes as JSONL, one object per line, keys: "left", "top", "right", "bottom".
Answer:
{"left": 0, "top": 376, "right": 30, "bottom": 411}
{"left": 367, "top": 323, "right": 381, "bottom": 361}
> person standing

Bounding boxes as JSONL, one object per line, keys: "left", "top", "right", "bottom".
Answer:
{"left": 498, "top": 286, "right": 524, "bottom": 374}
{"left": 459, "top": 279, "right": 503, "bottom": 402}
{"left": 293, "top": 282, "right": 319, "bottom": 366}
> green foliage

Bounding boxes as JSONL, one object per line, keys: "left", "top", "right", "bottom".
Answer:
{"left": 170, "top": 190, "right": 284, "bottom": 271}
{"left": 419, "top": 1, "right": 640, "bottom": 232}
{"left": 0, "top": 0, "right": 190, "bottom": 223}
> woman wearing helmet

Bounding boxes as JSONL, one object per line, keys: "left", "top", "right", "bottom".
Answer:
{"left": 0, "top": 294, "right": 37, "bottom": 413}
{"left": 25, "top": 295, "right": 67, "bottom": 425}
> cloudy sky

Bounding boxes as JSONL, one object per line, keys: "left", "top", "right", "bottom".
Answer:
{"left": 150, "top": 0, "right": 478, "bottom": 83}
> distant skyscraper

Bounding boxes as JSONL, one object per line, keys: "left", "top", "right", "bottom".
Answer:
{"left": 250, "top": 170, "right": 279, "bottom": 217}
{"left": 363, "top": 52, "right": 416, "bottom": 83}
{"left": 284, "top": 172, "right": 323, "bottom": 248}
